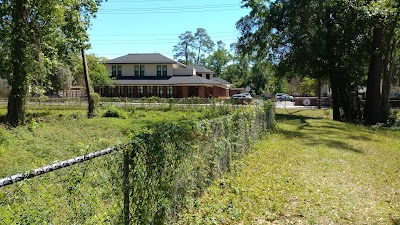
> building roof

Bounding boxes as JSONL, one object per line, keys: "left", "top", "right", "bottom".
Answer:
{"left": 188, "top": 66, "right": 214, "bottom": 73}
{"left": 105, "top": 53, "right": 179, "bottom": 64}
{"left": 212, "top": 77, "right": 230, "bottom": 85}
{"left": 114, "top": 75, "right": 224, "bottom": 86}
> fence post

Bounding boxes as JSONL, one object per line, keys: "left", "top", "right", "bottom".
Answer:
{"left": 123, "top": 148, "right": 130, "bottom": 225}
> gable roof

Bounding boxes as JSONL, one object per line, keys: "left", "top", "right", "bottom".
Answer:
{"left": 105, "top": 53, "right": 179, "bottom": 64}
{"left": 188, "top": 66, "right": 214, "bottom": 73}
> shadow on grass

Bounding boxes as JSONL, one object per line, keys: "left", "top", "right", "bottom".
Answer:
{"left": 276, "top": 112, "right": 366, "bottom": 153}
{"left": 392, "top": 218, "right": 400, "bottom": 225}
{"left": 0, "top": 114, "right": 6, "bottom": 124}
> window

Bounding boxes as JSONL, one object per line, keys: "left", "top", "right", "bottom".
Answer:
{"left": 140, "top": 65, "right": 145, "bottom": 76}
{"left": 138, "top": 86, "right": 143, "bottom": 98}
{"left": 206, "top": 74, "right": 210, "bottom": 79}
{"left": 112, "top": 65, "right": 117, "bottom": 78}
{"left": 117, "top": 65, "right": 122, "bottom": 77}
{"left": 128, "top": 86, "right": 133, "bottom": 98}
{"left": 157, "top": 86, "right": 163, "bottom": 97}
{"left": 118, "top": 86, "right": 123, "bottom": 97}
{"left": 147, "top": 86, "right": 153, "bottom": 96}
{"left": 157, "top": 65, "right": 161, "bottom": 76}
{"left": 167, "top": 86, "right": 173, "bottom": 98}
{"left": 157, "top": 65, "right": 167, "bottom": 76}
{"left": 134, "top": 65, "right": 139, "bottom": 76}
{"left": 162, "top": 65, "right": 167, "bottom": 76}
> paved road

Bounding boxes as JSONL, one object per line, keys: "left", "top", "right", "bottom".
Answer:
{"left": 274, "top": 100, "right": 328, "bottom": 109}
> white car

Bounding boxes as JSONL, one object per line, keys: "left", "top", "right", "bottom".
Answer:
{"left": 230, "top": 93, "right": 253, "bottom": 99}
{"left": 275, "top": 93, "right": 294, "bottom": 101}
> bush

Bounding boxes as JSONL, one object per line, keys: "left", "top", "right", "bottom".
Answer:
{"left": 103, "top": 107, "right": 127, "bottom": 119}
{"left": 126, "top": 105, "right": 275, "bottom": 224}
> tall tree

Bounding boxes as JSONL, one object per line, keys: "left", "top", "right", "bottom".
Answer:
{"left": 364, "top": 0, "right": 400, "bottom": 124}
{"left": 204, "top": 41, "right": 231, "bottom": 76}
{"left": 74, "top": 53, "right": 112, "bottom": 87}
{"left": 194, "top": 28, "right": 215, "bottom": 65}
{"left": 237, "top": 0, "right": 370, "bottom": 122}
{"left": 249, "top": 61, "right": 274, "bottom": 95}
{"left": 222, "top": 44, "right": 251, "bottom": 88}
{"left": 173, "top": 31, "right": 196, "bottom": 65}
{"left": 0, "top": 0, "right": 103, "bottom": 126}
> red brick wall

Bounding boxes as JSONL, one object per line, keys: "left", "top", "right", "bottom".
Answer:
{"left": 212, "top": 87, "right": 228, "bottom": 98}
{"left": 198, "top": 86, "right": 206, "bottom": 98}
{"left": 163, "top": 86, "right": 167, "bottom": 98}
{"left": 182, "top": 86, "right": 189, "bottom": 98}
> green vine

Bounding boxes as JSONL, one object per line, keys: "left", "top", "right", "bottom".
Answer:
{"left": 125, "top": 102, "right": 275, "bottom": 224}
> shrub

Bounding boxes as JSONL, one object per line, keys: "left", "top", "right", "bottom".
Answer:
{"left": 103, "top": 107, "right": 127, "bottom": 119}
{"left": 126, "top": 105, "right": 275, "bottom": 224}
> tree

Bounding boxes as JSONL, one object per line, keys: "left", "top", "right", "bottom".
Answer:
{"left": 74, "top": 54, "right": 112, "bottom": 87}
{"left": 173, "top": 31, "right": 196, "bottom": 65}
{"left": 237, "top": 0, "right": 371, "bottom": 122}
{"left": 194, "top": 28, "right": 215, "bottom": 65}
{"left": 221, "top": 45, "right": 251, "bottom": 88}
{"left": 364, "top": 1, "right": 400, "bottom": 124}
{"left": 48, "top": 66, "right": 73, "bottom": 95}
{"left": 204, "top": 41, "right": 231, "bottom": 76}
{"left": 0, "top": 0, "right": 103, "bottom": 126}
{"left": 299, "top": 77, "right": 316, "bottom": 96}
{"left": 249, "top": 61, "right": 274, "bottom": 95}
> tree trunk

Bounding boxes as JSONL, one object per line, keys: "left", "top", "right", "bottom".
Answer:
{"left": 317, "top": 78, "right": 322, "bottom": 109}
{"left": 185, "top": 44, "right": 188, "bottom": 65}
{"left": 196, "top": 43, "right": 202, "bottom": 65}
{"left": 330, "top": 74, "right": 341, "bottom": 121}
{"left": 364, "top": 25, "right": 383, "bottom": 125}
{"left": 380, "top": 13, "right": 398, "bottom": 123}
{"left": 381, "top": 38, "right": 396, "bottom": 122}
{"left": 82, "top": 49, "right": 96, "bottom": 118}
{"left": 325, "top": 8, "right": 341, "bottom": 121}
{"left": 7, "top": 0, "right": 28, "bottom": 127}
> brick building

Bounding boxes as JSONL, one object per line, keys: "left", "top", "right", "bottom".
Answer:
{"left": 96, "top": 53, "right": 229, "bottom": 98}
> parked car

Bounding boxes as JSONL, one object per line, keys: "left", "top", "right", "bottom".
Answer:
{"left": 230, "top": 93, "right": 253, "bottom": 104}
{"left": 275, "top": 93, "right": 294, "bottom": 101}
{"left": 231, "top": 93, "right": 253, "bottom": 99}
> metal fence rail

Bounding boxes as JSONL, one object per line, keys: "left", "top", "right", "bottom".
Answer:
{"left": 0, "top": 146, "right": 120, "bottom": 188}
{"left": 0, "top": 146, "right": 124, "bottom": 224}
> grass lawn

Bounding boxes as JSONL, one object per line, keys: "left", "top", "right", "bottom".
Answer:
{"left": 179, "top": 109, "right": 400, "bottom": 224}
{"left": 0, "top": 106, "right": 229, "bottom": 177}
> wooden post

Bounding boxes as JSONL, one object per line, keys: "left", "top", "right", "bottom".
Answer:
{"left": 123, "top": 149, "right": 130, "bottom": 225}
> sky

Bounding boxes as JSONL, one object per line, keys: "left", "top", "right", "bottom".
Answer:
{"left": 86, "top": 0, "right": 251, "bottom": 60}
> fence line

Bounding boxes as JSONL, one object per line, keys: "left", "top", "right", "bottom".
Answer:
{"left": 0, "top": 105, "right": 275, "bottom": 224}
{"left": 0, "top": 146, "right": 121, "bottom": 188}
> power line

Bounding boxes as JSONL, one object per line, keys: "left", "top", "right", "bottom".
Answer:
{"left": 89, "top": 31, "right": 236, "bottom": 37}
{"left": 99, "top": 4, "right": 240, "bottom": 11}
{"left": 90, "top": 35, "right": 236, "bottom": 41}
{"left": 98, "top": 8, "right": 240, "bottom": 15}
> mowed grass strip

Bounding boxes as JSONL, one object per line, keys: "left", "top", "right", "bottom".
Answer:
{"left": 0, "top": 106, "right": 227, "bottom": 177}
{"left": 179, "top": 109, "right": 400, "bottom": 224}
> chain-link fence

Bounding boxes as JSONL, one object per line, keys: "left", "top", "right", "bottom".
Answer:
{"left": 0, "top": 146, "right": 124, "bottom": 224}
{"left": 0, "top": 104, "right": 275, "bottom": 224}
